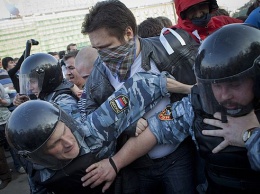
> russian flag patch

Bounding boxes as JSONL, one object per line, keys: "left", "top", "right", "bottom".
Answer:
{"left": 109, "top": 95, "right": 129, "bottom": 114}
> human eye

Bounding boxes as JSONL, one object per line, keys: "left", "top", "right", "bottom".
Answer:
{"left": 82, "top": 75, "right": 89, "bottom": 80}
{"left": 30, "top": 80, "right": 36, "bottom": 84}
{"left": 229, "top": 81, "right": 241, "bottom": 88}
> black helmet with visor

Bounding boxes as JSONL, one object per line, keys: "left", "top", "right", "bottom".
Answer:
{"left": 19, "top": 53, "right": 63, "bottom": 99}
{"left": 194, "top": 23, "right": 260, "bottom": 118}
{"left": 5, "top": 100, "right": 85, "bottom": 170}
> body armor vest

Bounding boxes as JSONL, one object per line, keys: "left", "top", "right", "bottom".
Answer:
{"left": 191, "top": 85, "right": 260, "bottom": 191}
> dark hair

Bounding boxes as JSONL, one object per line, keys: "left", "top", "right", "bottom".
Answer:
{"left": 63, "top": 50, "right": 79, "bottom": 61}
{"left": 156, "top": 16, "right": 172, "bottom": 27}
{"left": 48, "top": 52, "right": 58, "bottom": 56}
{"left": 138, "top": 17, "right": 163, "bottom": 38}
{"left": 208, "top": 0, "right": 219, "bottom": 11}
{"left": 247, "top": 0, "right": 260, "bottom": 16}
{"left": 13, "top": 57, "right": 19, "bottom": 62}
{"left": 66, "top": 43, "right": 77, "bottom": 52}
{"left": 58, "top": 50, "right": 66, "bottom": 59}
{"left": 81, "top": 0, "right": 137, "bottom": 42}
{"left": 2, "top": 57, "right": 14, "bottom": 70}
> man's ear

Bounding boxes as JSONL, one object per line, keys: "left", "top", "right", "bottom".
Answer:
{"left": 124, "top": 26, "right": 134, "bottom": 41}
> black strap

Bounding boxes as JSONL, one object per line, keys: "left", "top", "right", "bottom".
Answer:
{"left": 109, "top": 157, "right": 118, "bottom": 174}
{"left": 51, "top": 88, "right": 78, "bottom": 101}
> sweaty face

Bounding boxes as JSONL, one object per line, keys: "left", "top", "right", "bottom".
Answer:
{"left": 45, "top": 121, "right": 79, "bottom": 160}
{"left": 185, "top": 3, "right": 209, "bottom": 20}
{"left": 212, "top": 78, "right": 254, "bottom": 113}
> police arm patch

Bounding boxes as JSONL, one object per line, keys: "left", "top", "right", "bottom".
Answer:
{"left": 109, "top": 95, "right": 129, "bottom": 114}
{"left": 158, "top": 105, "right": 173, "bottom": 120}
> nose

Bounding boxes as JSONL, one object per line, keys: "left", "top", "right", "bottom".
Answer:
{"left": 66, "top": 69, "right": 72, "bottom": 75}
{"left": 219, "top": 86, "right": 233, "bottom": 101}
{"left": 61, "top": 137, "right": 73, "bottom": 147}
{"left": 194, "top": 9, "right": 203, "bottom": 18}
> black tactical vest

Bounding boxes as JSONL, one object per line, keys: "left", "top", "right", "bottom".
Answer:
{"left": 191, "top": 85, "right": 260, "bottom": 191}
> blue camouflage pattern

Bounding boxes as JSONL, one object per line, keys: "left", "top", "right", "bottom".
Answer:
{"left": 148, "top": 95, "right": 260, "bottom": 171}
{"left": 44, "top": 80, "right": 81, "bottom": 122}
{"left": 48, "top": 93, "right": 80, "bottom": 122}
{"left": 28, "top": 84, "right": 80, "bottom": 194}
{"left": 81, "top": 71, "right": 169, "bottom": 142}
{"left": 148, "top": 95, "right": 197, "bottom": 149}
{"left": 28, "top": 72, "right": 169, "bottom": 193}
{"left": 246, "top": 128, "right": 260, "bottom": 171}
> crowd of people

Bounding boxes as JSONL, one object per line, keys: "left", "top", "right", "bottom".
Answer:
{"left": 0, "top": 0, "right": 260, "bottom": 193}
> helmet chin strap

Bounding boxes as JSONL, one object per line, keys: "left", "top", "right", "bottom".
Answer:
{"left": 220, "top": 106, "right": 227, "bottom": 123}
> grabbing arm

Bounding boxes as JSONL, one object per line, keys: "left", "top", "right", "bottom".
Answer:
{"left": 82, "top": 72, "right": 169, "bottom": 140}
{"left": 202, "top": 111, "right": 260, "bottom": 153}
{"left": 202, "top": 111, "right": 260, "bottom": 170}
{"left": 81, "top": 122, "right": 157, "bottom": 192}
{"left": 166, "top": 78, "right": 193, "bottom": 94}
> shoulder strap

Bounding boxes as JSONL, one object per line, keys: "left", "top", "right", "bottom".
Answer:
{"left": 51, "top": 88, "right": 78, "bottom": 101}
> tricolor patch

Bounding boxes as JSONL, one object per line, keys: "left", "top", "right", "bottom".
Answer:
{"left": 109, "top": 95, "right": 129, "bottom": 114}
{"left": 158, "top": 106, "right": 173, "bottom": 120}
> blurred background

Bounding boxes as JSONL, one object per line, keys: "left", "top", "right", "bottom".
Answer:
{"left": 0, "top": 0, "right": 252, "bottom": 58}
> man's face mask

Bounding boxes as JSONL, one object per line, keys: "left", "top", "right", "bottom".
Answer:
{"left": 98, "top": 38, "right": 136, "bottom": 82}
{"left": 191, "top": 13, "right": 211, "bottom": 27}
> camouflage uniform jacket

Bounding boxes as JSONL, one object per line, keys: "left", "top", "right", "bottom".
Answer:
{"left": 246, "top": 128, "right": 260, "bottom": 171}
{"left": 148, "top": 86, "right": 260, "bottom": 190}
{"left": 29, "top": 72, "right": 169, "bottom": 194}
{"left": 148, "top": 86, "right": 260, "bottom": 179}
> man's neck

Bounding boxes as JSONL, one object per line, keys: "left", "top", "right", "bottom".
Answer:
{"left": 135, "top": 37, "right": 141, "bottom": 58}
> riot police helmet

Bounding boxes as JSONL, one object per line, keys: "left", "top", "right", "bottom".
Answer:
{"left": 5, "top": 100, "right": 84, "bottom": 170}
{"left": 19, "top": 53, "right": 63, "bottom": 99}
{"left": 194, "top": 23, "right": 260, "bottom": 117}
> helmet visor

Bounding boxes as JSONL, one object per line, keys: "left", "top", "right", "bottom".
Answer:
{"left": 18, "top": 122, "right": 85, "bottom": 170}
{"left": 197, "top": 75, "right": 256, "bottom": 117}
{"left": 19, "top": 71, "right": 44, "bottom": 97}
{"left": 6, "top": 100, "right": 86, "bottom": 170}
